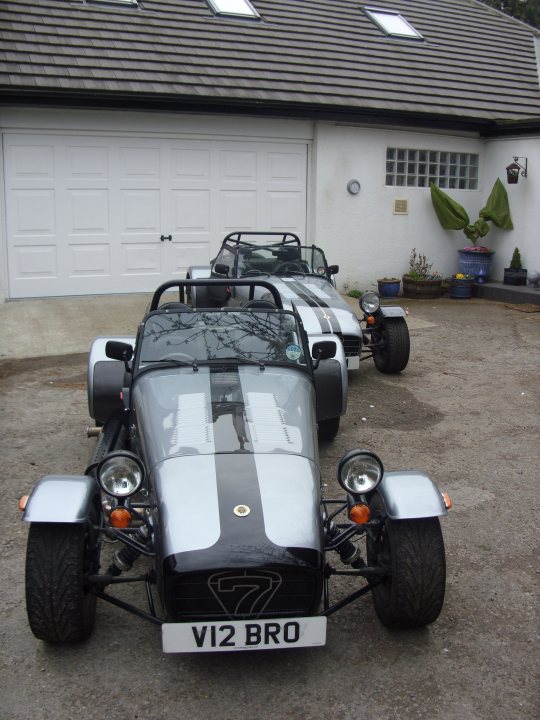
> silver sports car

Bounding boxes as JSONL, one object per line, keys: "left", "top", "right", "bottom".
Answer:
{"left": 187, "top": 231, "right": 410, "bottom": 376}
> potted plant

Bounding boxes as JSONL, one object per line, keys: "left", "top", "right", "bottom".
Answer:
{"left": 503, "top": 247, "right": 527, "bottom": 286}
{"left": 449, "top": 273, "right": 475, "bottom": 299}
{"left": 377, "top": 277, "right": 401, "bottom": 298}
{"left": 402, "top": 249, "right": 443, "bottom": 298}
{"left": 430, "top": 178, "right": 513, "bottom": 283}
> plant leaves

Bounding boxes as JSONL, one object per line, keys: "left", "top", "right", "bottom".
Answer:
{"left": 479, "top": 178, "right": 513, "bottom": 229}
{"left": 430, "top": 183, "right": 470, "bottom": 229}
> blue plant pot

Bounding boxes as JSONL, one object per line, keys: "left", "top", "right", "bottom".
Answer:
{"left": 458, "top": 250, "right": 494, "bottom": 283}
{"left": 450, "top": 279, "right": 473, "bottom": 298}
{"left": 377, "top": 280, "right": 401, "bottom": 298}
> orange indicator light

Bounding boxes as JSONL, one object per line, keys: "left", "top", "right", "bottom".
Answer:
{"left": 348, "top": 502, "right": 371, "bottom": 524}
{"left": 366, "top": 315, "right": 376, "bottom": 326}
{"left": 18, "top": 495, "right": 29, "bottom": 512}
{"left": 110, "top": 507, "right": 132, "bottom": 528}
{"left": 442, "top": 492, "right": 453, "bottom": 510}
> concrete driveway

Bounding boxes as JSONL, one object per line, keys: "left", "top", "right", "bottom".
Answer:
{"left": 1, "top": 295, "right": 539, "bottom": 720}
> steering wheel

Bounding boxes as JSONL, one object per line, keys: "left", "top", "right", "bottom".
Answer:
{"left": 158, "top": 352, "right": 194, "bottom": 362}
{"left": 240, "top": 269, "right": 263, "bottom": 277}
{"left": 275, "top": 262, "right": 303, "bottom": 273}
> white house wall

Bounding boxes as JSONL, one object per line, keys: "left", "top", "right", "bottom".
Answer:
{"left": 484, "top": 135, "right": 540, "bottom": 279}
{"left": 312, "top": 123, "right": 478, "bottom": 291}
{"left": 1, "top": 108, "right": 538, "bottom": 300}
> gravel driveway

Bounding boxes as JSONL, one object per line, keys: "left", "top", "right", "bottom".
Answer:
{"left": 1, "top": 297, "right": 538, "bottom": 720}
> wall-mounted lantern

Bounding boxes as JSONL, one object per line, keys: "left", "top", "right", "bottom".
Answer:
{"left": 506, "top": 157, "right": 528, "bottom": 184}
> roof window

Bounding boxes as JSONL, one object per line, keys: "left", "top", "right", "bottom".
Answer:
{"left": 363, "top": 7, "right": 424, "bottom": 40}
{"left": 86, "top": 0, "right": 139, "bottom": 7}
{"left": 207, "top": 0, "right": 260, "bottom": 19}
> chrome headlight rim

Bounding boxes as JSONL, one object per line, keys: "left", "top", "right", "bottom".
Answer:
{"left": 359, "top": 291, "right": 380, "bottom": 314}
{"left": 97, "top": 451, "right": 145, "bottom": 498}
{"left": 337, "top": 449, "right": 384, "bottom": 496}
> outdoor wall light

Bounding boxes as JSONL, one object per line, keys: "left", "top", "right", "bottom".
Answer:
{"left": 506, "top": 157, "right": 528, "bottom": 184}
{"left": 347, "top": 179, "right": 361, "bottom": 195}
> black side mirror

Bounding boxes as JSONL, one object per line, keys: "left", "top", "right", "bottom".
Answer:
{"left": 106, "top": 341, "right": 133, "bottom": 370}
{"left": 214, "top": 263, "right": 230, "bottom": 276}
{"left": 311, "top": 340, "right": 337, "bottom": 369}
{"left": 328, "top": 264, "right": 339, "bottom": 275}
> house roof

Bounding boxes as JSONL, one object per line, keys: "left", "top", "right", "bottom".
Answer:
{"left": 1, "top": 0, "right": 539, "bottom": 132}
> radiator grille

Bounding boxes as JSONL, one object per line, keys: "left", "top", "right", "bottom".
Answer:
{"left": 337, "top": 334, "right": 361, "bottom": 358}
{"left": 166, "top": 567, "right": 320, "bottom": 621}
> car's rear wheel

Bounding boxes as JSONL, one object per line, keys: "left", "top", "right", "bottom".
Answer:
{"left": 25, "top": 516, "right": 100, "bottom": 644}
{"left": 317, "top": 416, "right": 340, "bottom": 442}
{"left": 366, "top": 493, "right": 446, "bottom": 628}
{"left": 372, "top": 318, "right": 410, "bottom": 373}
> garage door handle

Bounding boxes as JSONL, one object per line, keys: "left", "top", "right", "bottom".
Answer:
{"left": 160, "top": 234, "right": 172, "bottom": 242}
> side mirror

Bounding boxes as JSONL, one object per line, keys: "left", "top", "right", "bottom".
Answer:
{"left": 106, "top": 341, "right": 133, "bottom": 364}
{"left": 214, "top": 263, "right": 230, "bottom": 277}
{"left": 328, "top": 264, "right": 339, "bottom": 275}
{"left": 311, "top": 340, "right": 337, "bottom": 369}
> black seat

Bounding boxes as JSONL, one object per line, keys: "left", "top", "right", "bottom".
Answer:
{"left": 243, "top": 300, "right": 277, "bottom": 310}
{"left": 159, "top": 302, "right": 192, "bottom": 312}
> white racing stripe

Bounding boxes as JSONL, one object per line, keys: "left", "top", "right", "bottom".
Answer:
{"left": 269, "top": 278, "right": 328, "bottom": 334}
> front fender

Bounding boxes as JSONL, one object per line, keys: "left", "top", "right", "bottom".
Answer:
{"left": 309, "top": 334, "right": 348, "bottom": 417}
{"left": 375, "top": 471, "right": 447, "bottom": 519}
{"left": 23, "top": 475, "right": 98, "bottom": 523}
{"left": 377, "top": 306, "right": 407, "bottom": 319}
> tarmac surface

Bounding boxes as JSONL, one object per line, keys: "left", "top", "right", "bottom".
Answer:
{"left": 0, "top": 292, "right": 539, "bottom": 720}
{"left": 0, "top": 291, "right": 435, "bottom": 360}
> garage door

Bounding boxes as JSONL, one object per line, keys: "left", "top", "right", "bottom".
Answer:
{"left": 3, "top": 134, "right": 307, "bottom": 298}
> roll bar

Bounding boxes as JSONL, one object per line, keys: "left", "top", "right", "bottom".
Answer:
{"left": 223, "top": 231, "right": 301, "bottom": 247}
{"left": 149, "top": 278, "right": 283, "bottom": 312}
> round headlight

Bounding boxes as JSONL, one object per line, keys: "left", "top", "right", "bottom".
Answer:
{"left": 360, "top": 291, "right": 380, "bottom": 314}
{"left": 337, "top": 450, "right": 383, "bottom": 496}
{"left": 97, "top": 452, "right": 145, "bottom": 498}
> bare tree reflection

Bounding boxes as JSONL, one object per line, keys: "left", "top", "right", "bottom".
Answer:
{"left": 141, "top": 311, "right": 304, "bottom": 365}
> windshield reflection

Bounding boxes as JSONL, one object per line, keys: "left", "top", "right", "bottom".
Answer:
{"left": 139, "top": 310, "right": 307, "bottom": 366}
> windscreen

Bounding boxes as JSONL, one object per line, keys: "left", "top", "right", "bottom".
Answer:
{"left": 237, "top": 245, "right": 327, "bottom": 276}
{"left": 138, "top": 310, "right": 307, "bottom": 367}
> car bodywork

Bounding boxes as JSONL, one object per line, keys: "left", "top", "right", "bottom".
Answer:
{"left": 22, "top": 279, "right": 448, "bottom": 653}
{"left": 187, "top": 232, "right": 410, "bottom": 376}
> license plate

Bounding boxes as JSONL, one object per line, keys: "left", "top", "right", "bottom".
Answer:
{"left": 162, "top": 616, "right": 327, "bottom": 653}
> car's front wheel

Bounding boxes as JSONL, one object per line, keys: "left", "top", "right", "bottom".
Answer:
{"left": 25, "top": 516, "right": 100, "bottom": 644}
{"left": 372, "top": 318, "right": 410, "bottom": 373}
{"left": 317, "top": 416, "right": 340, "bottom": 442}
{"left": 366, "top": 493, "right": 446, "bottom": 628}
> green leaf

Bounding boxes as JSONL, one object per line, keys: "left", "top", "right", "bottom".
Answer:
{"left": 430, "top": 183, "right": 470, "bottom": 230}
{"left": 479, "top": 178, "right": 513, "bottom": 229}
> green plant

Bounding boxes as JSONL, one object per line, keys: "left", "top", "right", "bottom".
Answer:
{"left": 430, "top": 178, "right": 513, "bottom": 250}
{"left": 406, "top": 249, "right": 442, "bottom": 280}
{"left": 510, "top": 247, "right": 522, "bottom": 269}
{"left": 346, "top": 289, "right": 362, "bottom": 298}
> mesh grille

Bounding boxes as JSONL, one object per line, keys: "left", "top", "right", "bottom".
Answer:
{"left": 167, "top": 567, "right": 320, "bottom": 621}
{"left": 337, "top": 334, "right": 361, "bottom": 357}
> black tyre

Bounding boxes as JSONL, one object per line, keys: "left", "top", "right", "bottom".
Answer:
{"left": 372, "top": 318, "right": 410, "bottom": 373}
{"left": 367, "top": 493, "right": 446, "bottom": 628}
{"left": 25, "top": 518, "right": 100, "bottom": 644}
{"left": 317, "top": 416, "right": 340, "bottom": 442}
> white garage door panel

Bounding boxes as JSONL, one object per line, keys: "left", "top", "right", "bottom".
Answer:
{"left": 4, "top": 134, "right": 307, "bottom": 298}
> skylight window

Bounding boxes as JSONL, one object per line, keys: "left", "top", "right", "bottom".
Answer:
{"left": 87, "top": 0, "right": 139, "bottom": 7}
{"left": 207, "top": 0, "right": 260, "bottom": 19}
{"left": 363, "top": 7, "right": 424, "bottom": 40}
